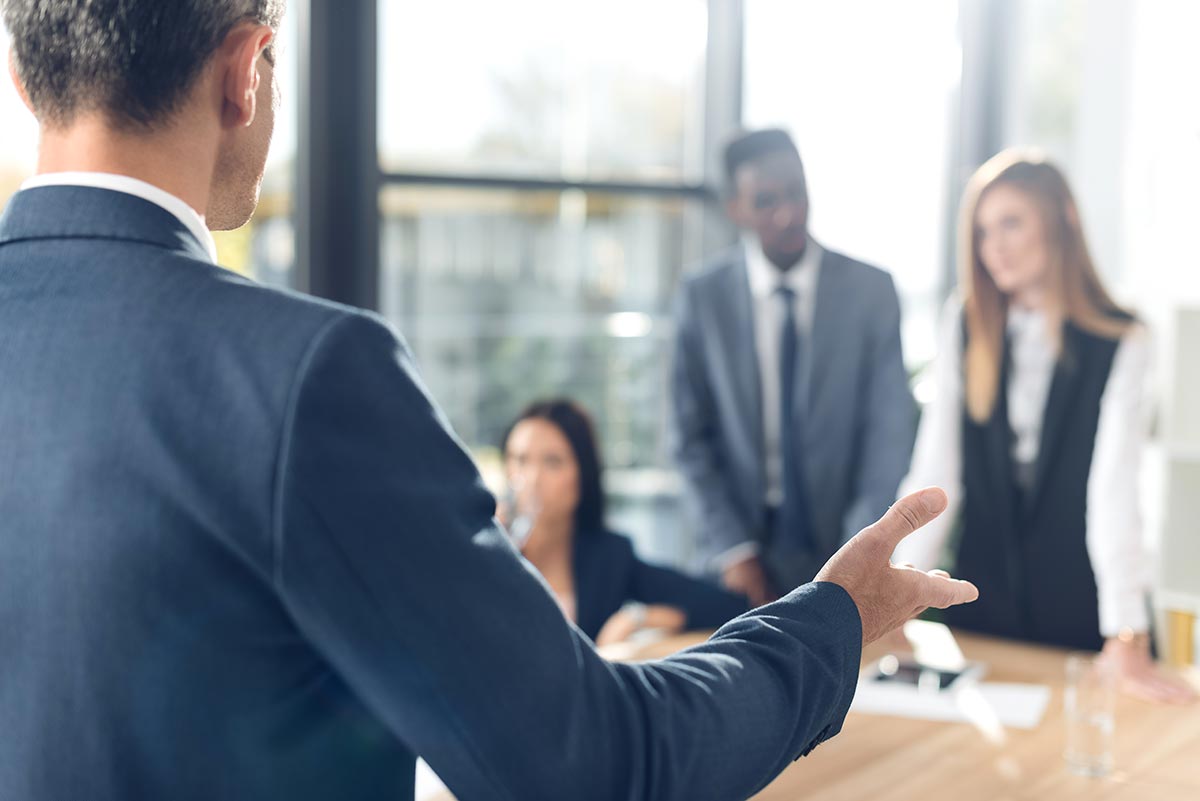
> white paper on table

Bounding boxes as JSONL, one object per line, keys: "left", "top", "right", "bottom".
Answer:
{"left": 851, "top": 679, "right": 1052, "bottom": 731}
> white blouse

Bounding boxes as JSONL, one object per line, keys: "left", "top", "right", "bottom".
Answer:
{"left": 894, "top": 300, "right": 1152, "bottom": 636}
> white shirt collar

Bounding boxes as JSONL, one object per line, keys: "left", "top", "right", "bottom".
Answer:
{"left": 1006, "top": 304, "right": 1050, "bottom": 341}
{"left": 744, "top": 235, "right": 822, "bottom": 299}
{"left": 1006, "top": 303, "right": 1041, "bottom": 326}
{"left": 21, "top": 172, "right": 218, "bottom": 263}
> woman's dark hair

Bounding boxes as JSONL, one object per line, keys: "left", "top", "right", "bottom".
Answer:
{"left": 502, "top": 398, "right": 606, "bottom": 535}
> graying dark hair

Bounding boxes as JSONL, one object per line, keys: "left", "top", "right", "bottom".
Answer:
{"left": 2, "top": 0, "right": 285, "bottom": 129}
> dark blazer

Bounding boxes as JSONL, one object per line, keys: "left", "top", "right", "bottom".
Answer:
{"left": 671, "top": 245, "right": 916, "bottom": 589}
{"left": 0, "top": 185, "right": 862, "bottom": 801}
{"left": 953, "top": 320, "right": 1128, "bottom": 652}
{"left": 573, "top": 529, "right": 749, "bottom": 640}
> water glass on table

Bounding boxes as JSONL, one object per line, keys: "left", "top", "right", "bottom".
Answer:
{"left": 1064, "top": 652, "right": 1117, "bottom": 777}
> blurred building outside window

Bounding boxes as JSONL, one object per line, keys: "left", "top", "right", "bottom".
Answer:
{"left": 0, "top": 26, "right": 39, "bottom": 210}
{"left": 743, "top": 0, "right": 962, "bottom": 376}
{"left": 378, "top": 0, "right": 714, "bottom": 564}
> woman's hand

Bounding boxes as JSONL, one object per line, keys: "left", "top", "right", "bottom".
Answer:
{"left": 1101, "top": 634, "right": 1197, "bottom": 704}
{"left": 595, "top": 604, "right": 687, "bottom": 648}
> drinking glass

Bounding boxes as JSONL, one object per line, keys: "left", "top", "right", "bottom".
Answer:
{"left": 1064, "top": 652, "right": 1117, "bottom": 778}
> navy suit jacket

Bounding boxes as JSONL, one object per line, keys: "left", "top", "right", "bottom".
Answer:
{"left": 572, "top": 529, "right": 748, "bottom": 640}
{"left": 0, "top": 186, "right": 862, "bottom": 801}
{"left": 671, "top": 245, "right": 916, "bottom": 588}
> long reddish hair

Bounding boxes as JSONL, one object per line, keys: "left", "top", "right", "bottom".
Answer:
{"left": 959, "top": 150, "right": 1132, "bottom": 423}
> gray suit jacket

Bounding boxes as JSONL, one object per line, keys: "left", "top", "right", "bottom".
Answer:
{"left": 0, "top": 186, "right": 863, "bottom": 801}
{"left": 671, "top": 245, "right": 916, "bottom": 588}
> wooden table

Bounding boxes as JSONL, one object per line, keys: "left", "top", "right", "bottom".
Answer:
{"left": 623, "top": 630, "right": 1200, "bottom": 801}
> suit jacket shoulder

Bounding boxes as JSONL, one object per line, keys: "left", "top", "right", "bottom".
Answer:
{"left": 680, "top": 246, "right": 745, "bottom": 296}
{"left": 819, "top": 247, "right": 897, "bottom": 296}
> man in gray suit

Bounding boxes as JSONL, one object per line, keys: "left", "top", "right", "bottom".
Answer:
{"left": 0, "top": 4, "right": 973, "bottom": 799}
{"left": 672, "top": 129, "right": 917, "bottom": 606}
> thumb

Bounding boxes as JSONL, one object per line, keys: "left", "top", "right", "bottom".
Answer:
{"left": 865, "top": 487, "right": 948, "bottom": 550}
{"left": 914, "top": 570, "right": 980, "bottom": 608}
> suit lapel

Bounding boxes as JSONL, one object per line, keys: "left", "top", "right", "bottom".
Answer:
{"left": 806, "top": 249, "right": 845, "bottom": 420}
{"left": 714, "top": 256, "right": 764, "bottom": 480}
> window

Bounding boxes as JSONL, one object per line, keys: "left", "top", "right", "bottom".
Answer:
{"left": 381, "top": 186, "right": 706, "bottom": 468}
{"left": 1002, "top": 0, "right": 1127, "bottom": 290}
{"left": 379, "top": 0, "right": 707, "bottom": 182}
{"left": 0, "top": 26, "right": 39, "bottom": 209}
{"left": 743, "top": 0, "right": 962, "bottom": 365}
{"left": 376, "top": 0, "right": 718, "bottom": 560}
{"left": 0, "top": 15, "right": 298, "bottom": 288}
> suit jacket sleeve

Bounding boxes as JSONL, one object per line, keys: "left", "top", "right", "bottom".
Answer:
{"left": 669, "top": 280, "right": 754, "bottom": 557}
{"left": 274, "top": 311, "right": 862, "bottom": 801}
{"left": 840, "top": 273, "right": 917, "bottom": 543}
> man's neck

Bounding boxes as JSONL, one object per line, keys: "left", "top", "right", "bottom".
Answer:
{"left": 35, "top": 115, "right": 217, "bottom": 222}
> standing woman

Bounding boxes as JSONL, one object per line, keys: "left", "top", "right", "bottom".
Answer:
{"left": 896, "top": 150, "right": 1194, "bottom": 702}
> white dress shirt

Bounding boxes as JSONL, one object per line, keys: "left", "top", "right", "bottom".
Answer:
{"left": 713, "top": 237, "right": 822, "bottom": 570}
{"left": 744, "top": 236, "right": 823, "bottom": 506}
{"left": 21, "top": 172, "right": 218, "bottom": 264}
{"left": 895, "top": 299, "right": 1152, "bottom": 636}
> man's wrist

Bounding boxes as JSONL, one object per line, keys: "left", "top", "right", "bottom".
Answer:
{"left": 1114, "top": 627, "right": 1150, "bottom": 647}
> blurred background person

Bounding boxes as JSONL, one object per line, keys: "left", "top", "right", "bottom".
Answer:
{"left": 894, "top": 150, "right": 1195, "bottom": 704}
{"left": 670, "top": 128, "right": 916, "bottom": 606}
{"left": 502, "top": 399, "right": 749, "bottom": 646}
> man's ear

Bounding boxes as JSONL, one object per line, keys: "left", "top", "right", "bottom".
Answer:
{"left": 9, "top": 49, "right": 35, "bottom": 115}
{"left": 218, "top": 23, "right": 273, "bottom": 129}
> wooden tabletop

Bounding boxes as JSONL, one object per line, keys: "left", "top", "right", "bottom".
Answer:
{"left": 622, "top": 630, "right": 1200, "bottom": 801}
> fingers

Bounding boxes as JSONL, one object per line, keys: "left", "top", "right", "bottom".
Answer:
{"left": 1123, "top": 674, "right": 1194, "bottom": 705}
{"left": 1129, "top": 673, "right": 1198, "bottom": 705}
{"left": 866, "top": 488, "right": 949, "bottom": 550}
{"left": 909, "top": 569, "right": 979, "bottom": 609}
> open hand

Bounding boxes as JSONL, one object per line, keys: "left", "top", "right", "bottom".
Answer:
{"left": 815, "top": 487, "right": 979, "bottom": 646}
{"left": 1102, "top": 635, "right": 1197, "bottom": 705}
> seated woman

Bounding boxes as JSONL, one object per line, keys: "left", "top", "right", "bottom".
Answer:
{"left": 896, "top": 150, "right": 1193, "bottom": 703}
{"left": 501, "top": 398, "right": 749, "bottom": 646}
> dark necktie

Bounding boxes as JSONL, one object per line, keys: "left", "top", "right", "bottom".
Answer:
{"left": 774, "top": 285, "right": 810, "bottom": 551}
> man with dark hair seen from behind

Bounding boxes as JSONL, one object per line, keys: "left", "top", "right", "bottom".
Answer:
{"left": 0, "top": 3, "right": 976, "bottom": 800}
{"left": 672, "top": 129, "right": 918, "bottom": 606}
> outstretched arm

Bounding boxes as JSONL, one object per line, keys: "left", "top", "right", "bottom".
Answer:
{"left": 275, "top": 311, "right": 978, "bottom": 801}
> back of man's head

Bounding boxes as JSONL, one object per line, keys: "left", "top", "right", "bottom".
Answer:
{"left": 2, "top": 0, "right": 284, "bottom": 130}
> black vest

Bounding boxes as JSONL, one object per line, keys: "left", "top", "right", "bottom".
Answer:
{"left": 946, "top": 319, "right": 1127, "bottom": 652}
